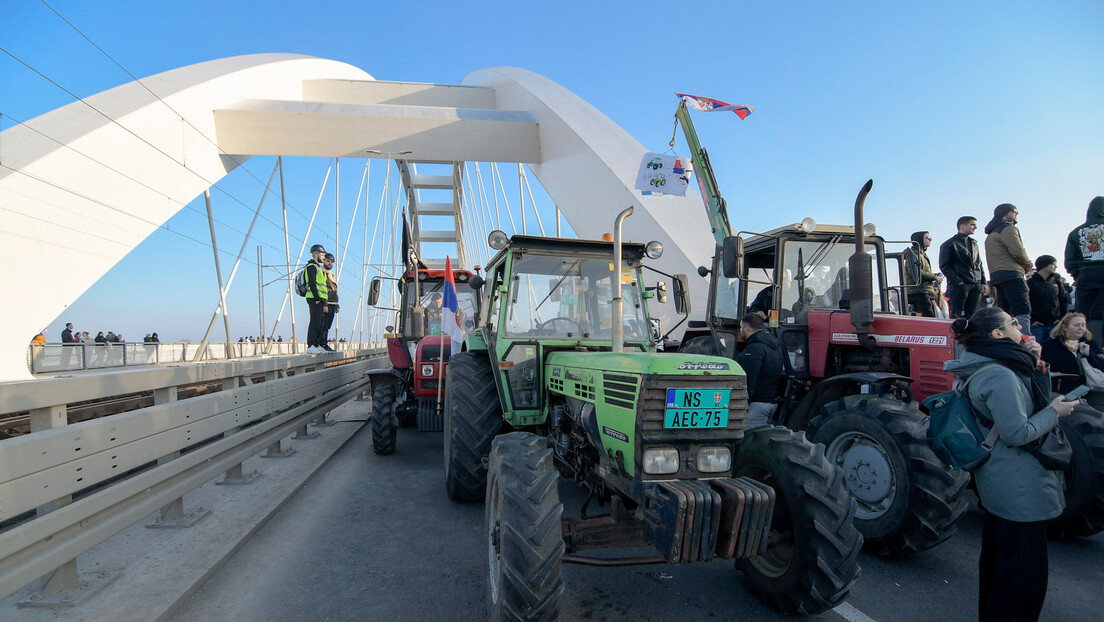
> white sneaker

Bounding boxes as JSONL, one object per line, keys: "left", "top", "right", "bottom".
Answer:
{"left": 307, "top": 346, "right": 320, "bottom": 354}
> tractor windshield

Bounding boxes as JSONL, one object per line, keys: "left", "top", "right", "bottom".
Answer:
{"left": 782, "top": 240, "right": 885, "bottom": 313}
{"left": 504, "top": 253, "right": 649, "bottom": 342}
{"left": 400, "top": 278, "right": 480, "bottom": 337}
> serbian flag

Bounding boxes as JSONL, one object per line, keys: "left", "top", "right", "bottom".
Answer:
{"left": 442, "top": 256, "right": 464, "bottom": 354}
{"left": 675, "top": 93, "right": 755, "bottom": 119}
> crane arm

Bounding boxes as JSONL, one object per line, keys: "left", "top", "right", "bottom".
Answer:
{"left": 674, "top": 100, "right": 734, "bottom": 245}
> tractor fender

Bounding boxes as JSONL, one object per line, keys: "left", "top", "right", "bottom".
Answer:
{"left": 785, "top": 371, "right": 915, "bottom": 430}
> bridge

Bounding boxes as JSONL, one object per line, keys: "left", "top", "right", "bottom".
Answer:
{"left": 0, "top": 53, "right": 718, "bottom": 610}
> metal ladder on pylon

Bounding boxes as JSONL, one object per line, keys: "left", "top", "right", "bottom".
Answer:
{"left": 396, "top": 160, "right": 467, "bottom": 270}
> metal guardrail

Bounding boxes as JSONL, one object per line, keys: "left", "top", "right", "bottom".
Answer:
{"left": 26, "top": 341, "right": 384, "bottom": 374}
{"left": 0, "top": 348, "right": 388, "bottom": 603}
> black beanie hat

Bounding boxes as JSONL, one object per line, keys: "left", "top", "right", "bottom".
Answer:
{"left": 1035, "top": 255, "right": 1057, "bottom": 271}
{"left": 994, "top": 203, "right": 1016, "bottom": 218}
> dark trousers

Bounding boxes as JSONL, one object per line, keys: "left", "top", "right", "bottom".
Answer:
{"left": 1076, "top": 285, "right": 1104, "bottom": 319}
{"left": 307, "top": 299, "right": 327, "bottom": 347}
{"left": 993, "top": 278, "right": 1031, "bottom": 317}
{"left": 323, "top": 305, "right": 338, "bottom": 341}
{"left": 978, "top": 512, "right": 1048, "bottom": 622}
{"left": 908, "top": 293, "right": 935, "bottom": 317}
{"left": 948, "top": 282, "right": 983, "bottom": 318}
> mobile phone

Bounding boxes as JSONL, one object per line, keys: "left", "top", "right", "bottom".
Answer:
{"left": 1064, "top": 385, "right": 1091, "bottom": 402}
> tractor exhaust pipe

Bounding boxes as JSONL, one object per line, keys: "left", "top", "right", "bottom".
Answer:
{"left": 849, "top": 180, "right": 875, "bottom": 349}
{"left": 612, "top": 206, "right": 634, "bottom": 353}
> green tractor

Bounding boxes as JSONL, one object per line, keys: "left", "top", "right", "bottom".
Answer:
{"left": 443, "top": 209, "right": 862, "bottom": 619}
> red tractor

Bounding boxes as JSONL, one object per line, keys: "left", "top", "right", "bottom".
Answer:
{"left": 366, "top": 266, "right": 478, "bottom": 455}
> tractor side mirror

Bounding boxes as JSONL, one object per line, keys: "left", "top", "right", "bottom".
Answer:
{"left": 468, "top": 275, "right": 485, "bottom": 290}
{"left": 722, "top": 236, "right": 744, "bottom": 279}
{"left": 367, "top": 278, "right": 381, "bottom": 306}
{"left": 549, "top": 278, "right": 561, "bottom": 302}
{"left": 385, "top": 325, "right": 395, "bottom": 333}
{"left": 673, "top": 274, "right": 691, "bottom": 315}
{"left": 411, "top": 305, "right": 425, "bottom": 340}
{"left": 656, "top": 281, "right": 668, "bottom": 304}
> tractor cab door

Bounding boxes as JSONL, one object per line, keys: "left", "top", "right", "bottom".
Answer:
{"left": 885, "top": 252, "right": 906, "bottom": 315}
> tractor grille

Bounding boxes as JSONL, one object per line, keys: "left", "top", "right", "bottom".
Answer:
{"left": 639, "top": 374, "right": 748, "bottom": 443}
{"left": 549, "top": 377, "right": 565, "bottom": 393}
{"left": 603, "top": 373, "right": 639, "bottom": 410}
{"left": 574, "top": 382, "right": 596, "bottom": 401}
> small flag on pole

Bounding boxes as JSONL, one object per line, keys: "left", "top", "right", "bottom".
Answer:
{"left": 675, "top": 93, "right": 755, "bottom": 119}
{"left": 441, "top": 257, "right": 464, "bottom": 354}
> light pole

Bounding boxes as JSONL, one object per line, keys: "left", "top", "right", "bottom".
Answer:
{"left": 366, "top": 150, "right": 413, "bottom": 334}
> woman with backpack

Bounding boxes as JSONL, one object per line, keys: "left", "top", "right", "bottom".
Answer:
{"left": 944, "top": 306, "right": 1079, "bottom": 621}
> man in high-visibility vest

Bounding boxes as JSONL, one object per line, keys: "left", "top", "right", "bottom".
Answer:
{"left": 305, "top": 244, "right": 329, "bottom": 354}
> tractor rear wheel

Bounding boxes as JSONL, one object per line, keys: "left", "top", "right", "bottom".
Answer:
{"left": 485, "top": 432, "right": 564, "bottom": 621}
{"left": 444, "top": 352, "right": 502, "bottom": 502}
{"left": 371, "top": 381, "right": 396, "bottom": 456}
{"left": 808, "top": 395, "right": 969, "bottom": 555}
{"left": 1048, "top": 405, "right": 1104, "bottom": 539}
{"left": 734, "top": 426, "right": 862, "bottom": 615}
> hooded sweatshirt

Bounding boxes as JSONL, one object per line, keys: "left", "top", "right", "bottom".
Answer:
{"left": 944, "top": 351, "right": 1064, "bottom": 522}
{"left": 1065, "top": 196, "right": 1104, "bottom": 286}
{"left": 902, "top": 232, "right": 937, "bottom": 297}
{"left": 984, "top": 204, "right": 1033, "bottom": 284}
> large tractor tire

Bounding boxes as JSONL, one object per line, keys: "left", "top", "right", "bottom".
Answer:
{"left": 485, "top": 432, "right": 564, "bottom": 621}
{"left": 371, "top": 380, "right": 397, "bottom": 456}
{"left": 1048, "top": 405, "right": 1104, "bottom": 539}
{"left": 807, "top": 395, "right": 969, "bottom": 556}
{"left": 734, "top": 426, "right": 862, "bottom": 615}
{"left": 443, "top": 352, "right": 502, "bottom": 502}
{"left": 679, "top": 335, "right": 722, "bottom": 356}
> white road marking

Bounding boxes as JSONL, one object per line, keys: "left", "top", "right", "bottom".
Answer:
{"left": 834, "top": 601, "right": 878, "bottom": 622}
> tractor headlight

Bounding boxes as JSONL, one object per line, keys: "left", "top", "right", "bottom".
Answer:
{"left": 643, "top": 448, "right": 680, "bottom": 475}
{"left": 645, "top": 240, "right": 664, "bottom": 259}
{"left": 697, "top": 447, "right": 731, "bottom": 473}
{"left": 421, "top": 364, "right": 434, "bottom": 377}
{"left": 488, "top": 230, "right": 509, "bottom": 250}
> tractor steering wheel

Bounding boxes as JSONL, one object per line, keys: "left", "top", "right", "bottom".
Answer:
{"left": 536, "top": 317, "right": 581, "bottom": 335}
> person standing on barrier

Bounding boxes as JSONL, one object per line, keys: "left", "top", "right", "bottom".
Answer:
{"left": 1027, "top": 255, "right": 1069, "bottom": 343}
{"left": 903, "top": 231, "right": 942, "bottom": 316}
{"left": 322, "top": 252, "right": 339, "bottom": 351}
{"left": 736, "top": 313, "right": 783, "bottom": 429}
{"left": 305, "top": 244, "right": 329, "bottom": 354}
{"left": 985, "top": 204, "right": 1035, "bottom": 330}
{"left": 944, "top": 307, "right": 1077, "bottom": 622}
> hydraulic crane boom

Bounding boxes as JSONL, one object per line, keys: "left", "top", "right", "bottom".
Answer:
{"left": 674, "top": 100, "right": 734, "bottom": 245}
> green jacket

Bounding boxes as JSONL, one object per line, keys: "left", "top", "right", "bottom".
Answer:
{"left": 902, "top": 245, "right": 937, "bottom": 297}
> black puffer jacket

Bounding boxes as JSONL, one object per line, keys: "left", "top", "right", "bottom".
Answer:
{"left": 737, "top": 329, "right": 784, "bottom": 403}
{"left": 1028, "top": 273, "right": 1069, "bottom": 326}
{"left": 1066, "top": 196, "right": 1104, "bottom": 286}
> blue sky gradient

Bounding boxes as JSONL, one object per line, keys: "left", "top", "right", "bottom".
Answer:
{"left": 2, "top": 1, "right": 1101, "bottom": 341}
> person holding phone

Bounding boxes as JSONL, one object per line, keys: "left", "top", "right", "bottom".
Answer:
{"left": 944, "top": 306, "right": 1079, "bottom": 621}
{"left": 1041, "top": 312, "right": 1104, "bottom": 407}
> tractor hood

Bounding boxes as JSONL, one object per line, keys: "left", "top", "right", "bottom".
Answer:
{"left": 546, "top": 351, "right": 743, "bottom": 377}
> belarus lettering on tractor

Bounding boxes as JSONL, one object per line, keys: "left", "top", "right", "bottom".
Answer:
{"left": 670, "top": 100, "right": 970, "bottom": 556}
{"left": 366, "top": 265, "right": 477, "bottom": 455}
{"left": 442, "top": 210, "right": 862, "bottom": 619}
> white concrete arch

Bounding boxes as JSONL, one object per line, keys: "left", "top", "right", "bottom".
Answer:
{"left": 0, "top": 54, "right": 373, "bottom": 381}
{"left": 0, "top": 56, "right": 714, "bottom": 381}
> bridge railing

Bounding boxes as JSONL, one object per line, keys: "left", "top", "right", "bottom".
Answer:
{"left": 1, "top": 347, "right": 388, "bottom": 604}
{"left": 26, "top": 341, "right": 385, "bottom": 374}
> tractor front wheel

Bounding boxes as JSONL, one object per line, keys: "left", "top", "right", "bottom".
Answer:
{"left": 485, "top": 432, "right": 564, "bottom": 621}
{"left": 734, "top": 426, "right": 862, "bottom": 615}
{"left": 1048, "top": 405, "right": 1104, "bottom": 539}
{"left": 444, "top": 352, "right": 502, "bottom": 502}
{"left": 371, "top": 381, "right": 397, "bottom": 456}
{"left": 808, "top": 395, "right": 969, "bottom": 555}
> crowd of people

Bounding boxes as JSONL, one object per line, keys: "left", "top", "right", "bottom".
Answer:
{"left": 933, "top": 196, "right": 1104, "bottom": 621}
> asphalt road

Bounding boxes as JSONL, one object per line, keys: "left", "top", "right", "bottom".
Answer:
{"left": 170, "top": 424, "right": 1104, "bottom": 622}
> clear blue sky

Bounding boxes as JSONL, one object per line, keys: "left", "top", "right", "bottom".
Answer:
{"left": 3, "top": 1, "right": 1102, "bottom": 341}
